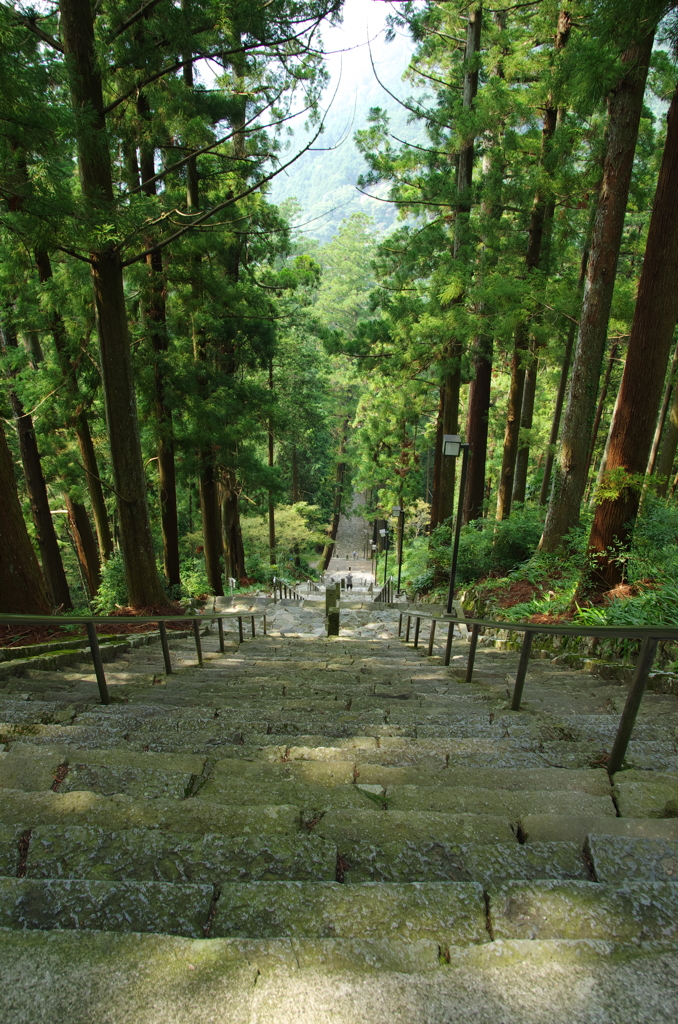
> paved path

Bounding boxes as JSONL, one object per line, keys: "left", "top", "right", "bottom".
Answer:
{"left": 1, "top": 599, "right": 678, "bottom": 1022}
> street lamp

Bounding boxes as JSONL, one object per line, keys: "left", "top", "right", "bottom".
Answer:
{"left": 443, "top": 435, "right": 470, "bottom": 615}
{"left": 391, "top": 505, "right": 404, "bottom": 595}
{"left": 379, "top": 526, "right": 390, "bottom": 586}
{"left": 371, "top": 541, "right": 378, "bottom": 582}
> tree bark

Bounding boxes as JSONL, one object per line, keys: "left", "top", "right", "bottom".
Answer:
{"left": 587, "top": 80, "right": 678, "bottom": 592}
{"left": 584, "top": 341, "right": 619, "bottom": 482}
{"left": 221, "top": 469, "right": 246, "bottom": 581}
{"left": 438, "top": 343, "right": 461, "bottom": 522}
{"left": 59, "top": 0, "right": 167, "bottom": 608}
{"left": 539, "top": 322, "right": 575, "bottom": 505}
{"left": 268, "top": 361, "right": 276, "bottom": 565}
{"left": 496, "top": 325, "right": 528, "bottom": 519}
{"left": 321, "top": 423, "right": 348, "bottom": 569}
{"left": 429, "top": 391, "right": 444, "bottom": 530}
{"left": 33, "top": 249, "right": 114, "bottom": 563}
{"left": 64, "top": 493, "right": 101, "bottom": 598}
{"left": 540, "top": 31, "right": 655, "bottom": 550}
{"left": 646, "top": 339, "right": 678, "bottom": 480}
{"left": 655, "top": 371, "right": 678, "bottom": 496}
{"left": 1, "top": 325, "right": 72, "bottom": 610}
{"left": 463, "top": 335, "right": 492, "bottom": 522}
{"left": 138, "top": 101, "right": 180, "bottom": 589}
{"left": 0, "top": 419, "right": 50, "bottom": 614}
{"left": 512, "top": 353, "right": 538, "bottom": 504}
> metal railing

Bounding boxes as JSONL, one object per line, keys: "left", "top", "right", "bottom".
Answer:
{"left": 374, "top": 577, "right": 394, "bottom": 604}
{"left": 272, "top": 577, "right": 302, "bottom": 602}
{"left": 398, "top": 609, "right": 678, "bottom": 776}
{"left": 0, "top": 610, "right": 267, "bottom": 708}
{"left": 306, "top": 579, "right": 322, "bottom": 594}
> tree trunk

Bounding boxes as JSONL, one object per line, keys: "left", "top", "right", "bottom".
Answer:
{"left": 463, "top": 335, "right": 492, "bottom": 523}
{"left": 539, "top": 323, "right": 575, "bottom": 505}
{"left": 496, "top": 325, "right": 528, "bottom": 519}
{"left": 64, "top": 493, "right": 101, "bottom": 598}
{"left": 268, "top": 361, "right": 276, "bottom": 565}
{"left": 438, "top": 344, "right": 461, "bottom": 522}
{"left": 540, "top": 31, "right": 655, "bottom": 551}
{"left": 429, "top": 392, "right": 444, "bottom": 531}
{"left": 321, "top": 423, "right": 348, "bottom": 570}
{"left": 33, "top": 250, "right": 114, "bottom": 563}
{"left": 586, "top": 80, "right": 678, "bottom": 593}
{"left": 138, "top": 110, "right": 180, "bottom": 589}
{"left": 584, "top": 341, "right": 620, "bottom": 481}
{"left": 199, "top": 465, "right": 223, "bottom": 595}
{"left": 221, "top": 469, "right": 246, "bottom": 581}
{"left": 646, "top": 339, "right": 678, "bottom": 480}
{"left": 656, "top": 375, "right": 678, "bottom": 496}
{"left": 1, "top": 325, "right": 72, "bottom": 610}
{"left": 0, "top": 419, "right": 50, "bottom": 614}
{"left": 512, "top": 353, "right": 538, "bottom": 504}
{"left": 292, "top": 445, "right": 301, "bottom": 567}
{"left": 60, "top": 0, "right": 167, "bottom": 608}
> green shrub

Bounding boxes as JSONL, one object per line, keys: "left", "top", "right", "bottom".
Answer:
{"left": 93, "top": 552, "right": 214, "bottom": 612}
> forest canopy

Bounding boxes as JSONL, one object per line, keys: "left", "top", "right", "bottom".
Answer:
{"left": 2, "top": 0, "right": 678, "bottom": 629}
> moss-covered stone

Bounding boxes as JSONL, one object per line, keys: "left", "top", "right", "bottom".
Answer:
{"left": 520, "top": 814, "right": 678, "bottom": 845}
{"left": 612, "top": 771, "right": 678, "bottom": 818}
{"left": 490, "top": 880, "right": 678, "bottom": 942}
{"left": 356, "top": 765, "right": 611, "bottom": 795}
{"left": 0, "top": 824, "right": 20, "bottom": 875}
{"left": 315, "top": 809, "right": 515, "bottom": 845}
{"left": 385, "top": 786, "right": 615, "bottom": 818}
{"left": 0, "top": 877, "right": 213, "bottom": 936}
{"left": 60, "top": 763, "right": 194, "bottom": 800}
{"left": 587, "top": 834, "right": 678, "bottom": 883}
{"left": 210, "top": 880, "right": 487, "bottom": 943}
{"left": 26, "top": 826, "right": 336, "bottom": 883}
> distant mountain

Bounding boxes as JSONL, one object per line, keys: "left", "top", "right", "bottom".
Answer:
{"left": 269, "top": 27, "right": 423, "bottom": 242}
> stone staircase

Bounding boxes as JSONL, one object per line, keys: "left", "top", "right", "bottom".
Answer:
{"left": 1, "top": 603, "right": 678, "bottom": 1023}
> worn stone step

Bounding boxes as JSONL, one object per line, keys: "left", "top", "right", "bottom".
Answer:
{"left": 0, "top": 877, "right": 213, "bottom": 936}
{"left": 520, "top": 815, "right": 678, "bottom": 845}
{"left": 339, "top": 839, "right": 588, "bottom": 884}
{"left": 313, "top": 809, "right": 516, "bottom": 846}
{"left": 490, "top": 880, "right": 678, "bottom": 942}
{"left": 0, "top": 789, "right": 300, "bottom": 835}
{"left": 383, "top": 786, "right": 615, "bottom": 818}
{"left": 19, "top": 826, "right": 336, "bottom": 883}
{"left": 586, "top": 834, "right": 678, "bottom": 884}
{"left": 355, "top": 764, "right": 611, "bottom": 795}
{"left": 209, "top": 880, "right": 487, "bottom": 943}
{"left": 612, "top": 770, "right": 678, "bottom": 818}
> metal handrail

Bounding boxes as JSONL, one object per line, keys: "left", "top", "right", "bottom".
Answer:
{"left": 0, "top": 610, "right": 268, "bottom": 707}
{"left": 398, "top": 609, "right": 678, "bottom": 776}
{"left": 306, "top": 579, "right": 321, "bottom": 593}
{"left": 374, "top": 576, "right": 394, "bottom": 604}
{"left": 272, "top": 577, "right": 302, "bottom": 602}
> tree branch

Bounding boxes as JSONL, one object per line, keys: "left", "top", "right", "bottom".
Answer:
{"left": 110, "top": 0, "right": 164, "bottom": 39}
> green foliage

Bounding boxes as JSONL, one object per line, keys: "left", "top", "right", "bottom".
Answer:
{"left": 93, "top": 553, "right": 213, "bottom": 612}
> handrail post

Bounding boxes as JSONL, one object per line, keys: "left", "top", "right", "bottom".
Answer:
{"left": 238, "top": 615, "right": 244, "bottom": 643}
{"left": 217, "top": 616, "right": 225, "bottom": 653}
{"left": 251, "top": 615, "right": 256, "bottom": 637}
{"left": 263, "top": 613, "right": 267, "bottom": 635}
{"left": 405, "top": 615, "right": 411, "bottom": 642}
{"left": 465, "top": 624, "right": 479, "bottom": 683}
{"left": 427, "top": 618, "right": 436, "bottom": 656}
{"left": 511, "top": 631, "right": 534, "bottom": 710}
{"left": 86, "top": 622, "right": 110, "bottom": 705}
{"left": 608, "top": 637, "right": 658, "bottom": 775}
{"left": 193, "top": 619, "right": 203, "bottom": 667}
{"left": 158, "top": 621, "right": 173, "bottom": 674}
{"left": 444, "top": 620, "right": 454, "bottom": 666}
{"left": 398, "top": 613, "right": 403, "bottom": 637}
{"left": 413, "top": 616, "right": 421, "bottom": 648}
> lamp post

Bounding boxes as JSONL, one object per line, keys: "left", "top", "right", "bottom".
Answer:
{"left": 371, "top": 541, "right": 378, "bottom": 583}
{"left": 379, "top": 526, "right": 390, "bottom": 586}
{"left": 392, "top": 505, "right": 404, "bottom": 595}
{"left": 442, "top": 434, "right": 470, "bottom": 615}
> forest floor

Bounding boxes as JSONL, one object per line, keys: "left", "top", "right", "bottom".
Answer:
{"left": 1, "top": 599, "right": 677, "bottom": 1021}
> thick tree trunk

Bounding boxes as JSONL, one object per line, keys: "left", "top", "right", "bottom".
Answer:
{"left": 221, "top": 469, "right": 246, "bottom": 581}
{"left": 512, "top": 353, "right": 538, "bottom": 504}
{"left": 429, "top": 392, "right": 444, "bottom": 531}
{"left": 539, "top": 323, "right": 575, "bottom": 505}
{"left": 586, "top": 81, "right": 678, "bottom": 593}
{"left": 64, "top": 493, "right": 101, "bottom": 598}
{"left": 541, "top": 31, "right": 654, "bottom": 551}
{"left": 0, "top": 420, "right": 50, "bottom": 614}
{"left": 199, "top": 464, "right": 223, "bottom": 595}
{"left": 464, "top": 335, "right": 492, "bottom": 522}
{"left": 656, "top": 377, "right": 678, "bottom": 496}
{"left": 60, "top": 0, "right": 167, "bottom": 608}
{"left": 268, "top": 362, "right": 276, "bottom": 565}
{"left": 1, "top": 326, "right": 72, "bottom": 610}
{"left": 496, "top": 325, "right": 528, "bottom": 519}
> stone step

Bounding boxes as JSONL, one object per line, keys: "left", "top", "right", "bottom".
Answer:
{"left": 0, "top": 877, "right": 213, "bottom": 936}
{"left": 383, "top": 786, "right": 615, "bottom": 818}
{"left": 208, "top": 881, "right": 487, "bottom": 943}
{"left": 354, "top": 764, "right": 611, "bottom": 794}
{"left": 612, "top": 770, "right": 678, "bottom": 818}
{"left": 489, "top": 879, "right": 678, "bottom": 943}
{"left": 586, "top": 834, "right": 678, "bottom": 883}
{"left": 0, "top": 789, "right": 300, "bottom": 835}
{"left": 313, "top": 808, "right": 516, "bottom": 845}
{"left": 520, "top": 814, "right": 678, "bottom": 845}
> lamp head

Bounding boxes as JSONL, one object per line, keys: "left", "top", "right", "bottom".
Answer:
{"left": 391, "top": 505, "right": 401, "bottom": 516}
{"left": 443, "top": 434, "right": 462, "bottom": 458}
